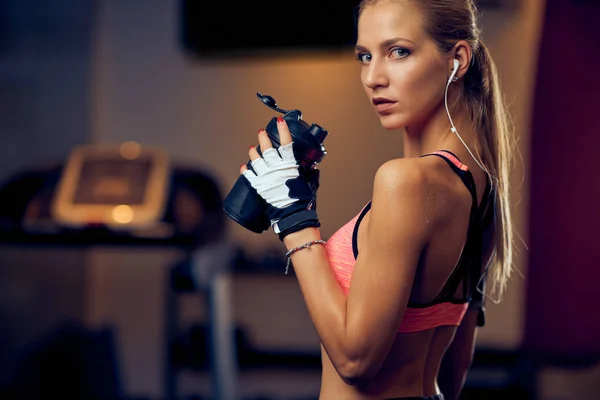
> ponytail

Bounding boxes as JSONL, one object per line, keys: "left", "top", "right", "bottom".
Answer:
{"left": 464, "top": 39, "right": 515, "bottom": 299}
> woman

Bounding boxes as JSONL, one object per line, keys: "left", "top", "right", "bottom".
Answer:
{"left": 238, "top": 0, "right": 514, "bottom": 399}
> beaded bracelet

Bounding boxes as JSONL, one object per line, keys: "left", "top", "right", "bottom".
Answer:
{"left": 284, "top": 239, "right": 327, "bottom": 275}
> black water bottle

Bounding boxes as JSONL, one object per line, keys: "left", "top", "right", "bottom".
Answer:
{"left": 223, "top": 92, "right": 328, "bottom": 233}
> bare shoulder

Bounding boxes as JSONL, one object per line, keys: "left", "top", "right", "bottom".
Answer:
{"left": 372, "top": 157, "right": 467, "bottom": 225}
{"left": 373, "top": 158, "right": 428, "bottom": 192}
{"left": 372, "top": 157, "right": 440, "bottom": 200}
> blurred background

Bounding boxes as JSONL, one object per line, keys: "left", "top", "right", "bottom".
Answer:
{"left": 1, "top": 0, "right": 599, "bottom": 399}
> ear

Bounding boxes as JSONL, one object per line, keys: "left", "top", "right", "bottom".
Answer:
{"left": 450, "top": 40, "right": 473, "bottom": 81}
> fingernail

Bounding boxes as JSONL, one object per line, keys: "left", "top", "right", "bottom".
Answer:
{"left": 240, "top": 164, "right": 245, "bottom": 169}
{"left": 277, "top": 116, "right": 284, "bottom": 124}
{"left": 249, "top": 145, "right": 254, "bottom": 150}
{"left": 258, "top": 129, "right": 265, "bottom": 134}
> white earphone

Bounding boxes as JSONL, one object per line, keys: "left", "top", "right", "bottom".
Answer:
{"left": 448, "top": 58, "right": 460, "bottom": 84}
{"left": 444, "top": 58, "right": 499, "bottom": 191}
{"left": 444, "top": 57, "right": 503, "bottom": 304}
{"left": 444, "top": 58, "right": 462, "bottom": 136}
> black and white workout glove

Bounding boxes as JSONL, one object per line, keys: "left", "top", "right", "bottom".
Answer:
{"left": 242, "top": 141, "right": 320, "bottom": 240}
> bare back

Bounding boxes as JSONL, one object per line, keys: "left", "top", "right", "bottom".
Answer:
{"left": 319, "top": 154, "right": 494, "bottom": 399}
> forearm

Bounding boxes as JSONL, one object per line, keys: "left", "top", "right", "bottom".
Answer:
{"left": 283, "top": 227, "right": 365, "bottom": 379}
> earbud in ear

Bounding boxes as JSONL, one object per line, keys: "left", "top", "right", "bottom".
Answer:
{"left": 453, "top": 59, "right": 460, "bottom": 71}
{"left": 448, "top": 59, "right": 460, "bottom": 83}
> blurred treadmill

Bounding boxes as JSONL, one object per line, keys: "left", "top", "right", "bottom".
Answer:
{"left": 0, "top": 142, "right": 238, "bottom": 400}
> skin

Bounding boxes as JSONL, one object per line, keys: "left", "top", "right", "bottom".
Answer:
{"left": 241, "top": 1, "right": 494, "bottom": 398}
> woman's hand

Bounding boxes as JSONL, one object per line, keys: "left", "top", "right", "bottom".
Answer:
{"left": 240, "top": 116, "right": 320, "bottom": 240}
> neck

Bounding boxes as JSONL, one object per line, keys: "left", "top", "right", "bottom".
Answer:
{"left": 402, "top": 94, "right": 479, "bottom": 161}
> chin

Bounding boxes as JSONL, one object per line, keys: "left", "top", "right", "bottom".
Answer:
{"left": 378, "top": 113, "right": 407, "bottom": 131}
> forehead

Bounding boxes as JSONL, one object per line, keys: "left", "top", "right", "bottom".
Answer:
{"left": 357, "top": 1, "right": 426, "bottom": 45}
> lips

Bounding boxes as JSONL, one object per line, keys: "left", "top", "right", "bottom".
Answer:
{"left": 372, "top": 97, "right": 397, "bottom": 113}
{"left": 372, "top": 97, "right": 395, "bottom": 105}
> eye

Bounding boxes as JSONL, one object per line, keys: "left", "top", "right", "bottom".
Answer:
{"left": 356, "top": 52, "right": 372, "bottom": 64}
{"left": 390, "top": 47, "right": 410, "bottom": 59}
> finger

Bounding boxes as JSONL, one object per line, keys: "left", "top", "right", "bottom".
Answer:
{"left": 240, "top": 162, "right": 259, "bottom": 178}
{"left": 251, "top": 157, "right": 268, "bottom": 175}
{"left": 242, "top": 169, "right": 257, "bottom": 184}
{"left": 257, "top": 129, "right": 273, "bottom": 151}
{"left": 276, "top": 116, "right": 293, "bottom": 146}
{"left": 248, "top": 145, "right": 261, "bottom": 161}
{"left": 248, "top": 145, "right": 268, "bottom": 175}
{"left": 278, "top": 142, "right": 295, "bottom": 163}
{"left": 262, "top": 147, "right": 281, "bottom": 166}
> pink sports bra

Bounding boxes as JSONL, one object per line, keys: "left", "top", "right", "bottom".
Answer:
{"left": 325, "top": 150, "right": 492, "bottom": 333}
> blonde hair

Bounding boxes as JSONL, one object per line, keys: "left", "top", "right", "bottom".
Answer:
{"left": 358, "top": 0, "right": 515, "bottom": 300}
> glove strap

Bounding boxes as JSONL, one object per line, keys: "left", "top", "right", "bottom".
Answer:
{"left": 273, "top": 209, "right": 320, "bottom": 240}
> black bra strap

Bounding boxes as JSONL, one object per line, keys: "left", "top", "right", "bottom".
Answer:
{"left": 420, "top": 150, "right": 482, "bottom": 302}
{"left": 352, "top": 201, "right": 371, "bottom": 259}
{"left": 351, "top": 151, "right": 490, "bottom": 305}
{"left": 421, "top": 151, "right": 478, "bottom": 203}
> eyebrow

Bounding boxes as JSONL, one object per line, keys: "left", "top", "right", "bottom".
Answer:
{"left": 354, "top": 37, "right": 416, "bottom": 52}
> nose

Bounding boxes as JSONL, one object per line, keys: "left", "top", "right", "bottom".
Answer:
{"left": 363, "top": 59, "right": 389, "bottom": 90}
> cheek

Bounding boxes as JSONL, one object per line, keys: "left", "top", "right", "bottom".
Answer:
{"left": 360, "top": 69, "right": 371, "bottom": 96}
{"left": 394, "top": 65, "right": 444, "bottom": 117}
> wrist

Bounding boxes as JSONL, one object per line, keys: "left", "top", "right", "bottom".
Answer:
{"left": 283, "top": 227, "right": 322, "bottom": 249}
{"left": 274, "top": 209, "right": 320, "bottom": 241}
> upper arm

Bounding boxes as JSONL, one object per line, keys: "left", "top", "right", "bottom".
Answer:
{"left": 344, "top": 159, "right": 435, "bottom": 371}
